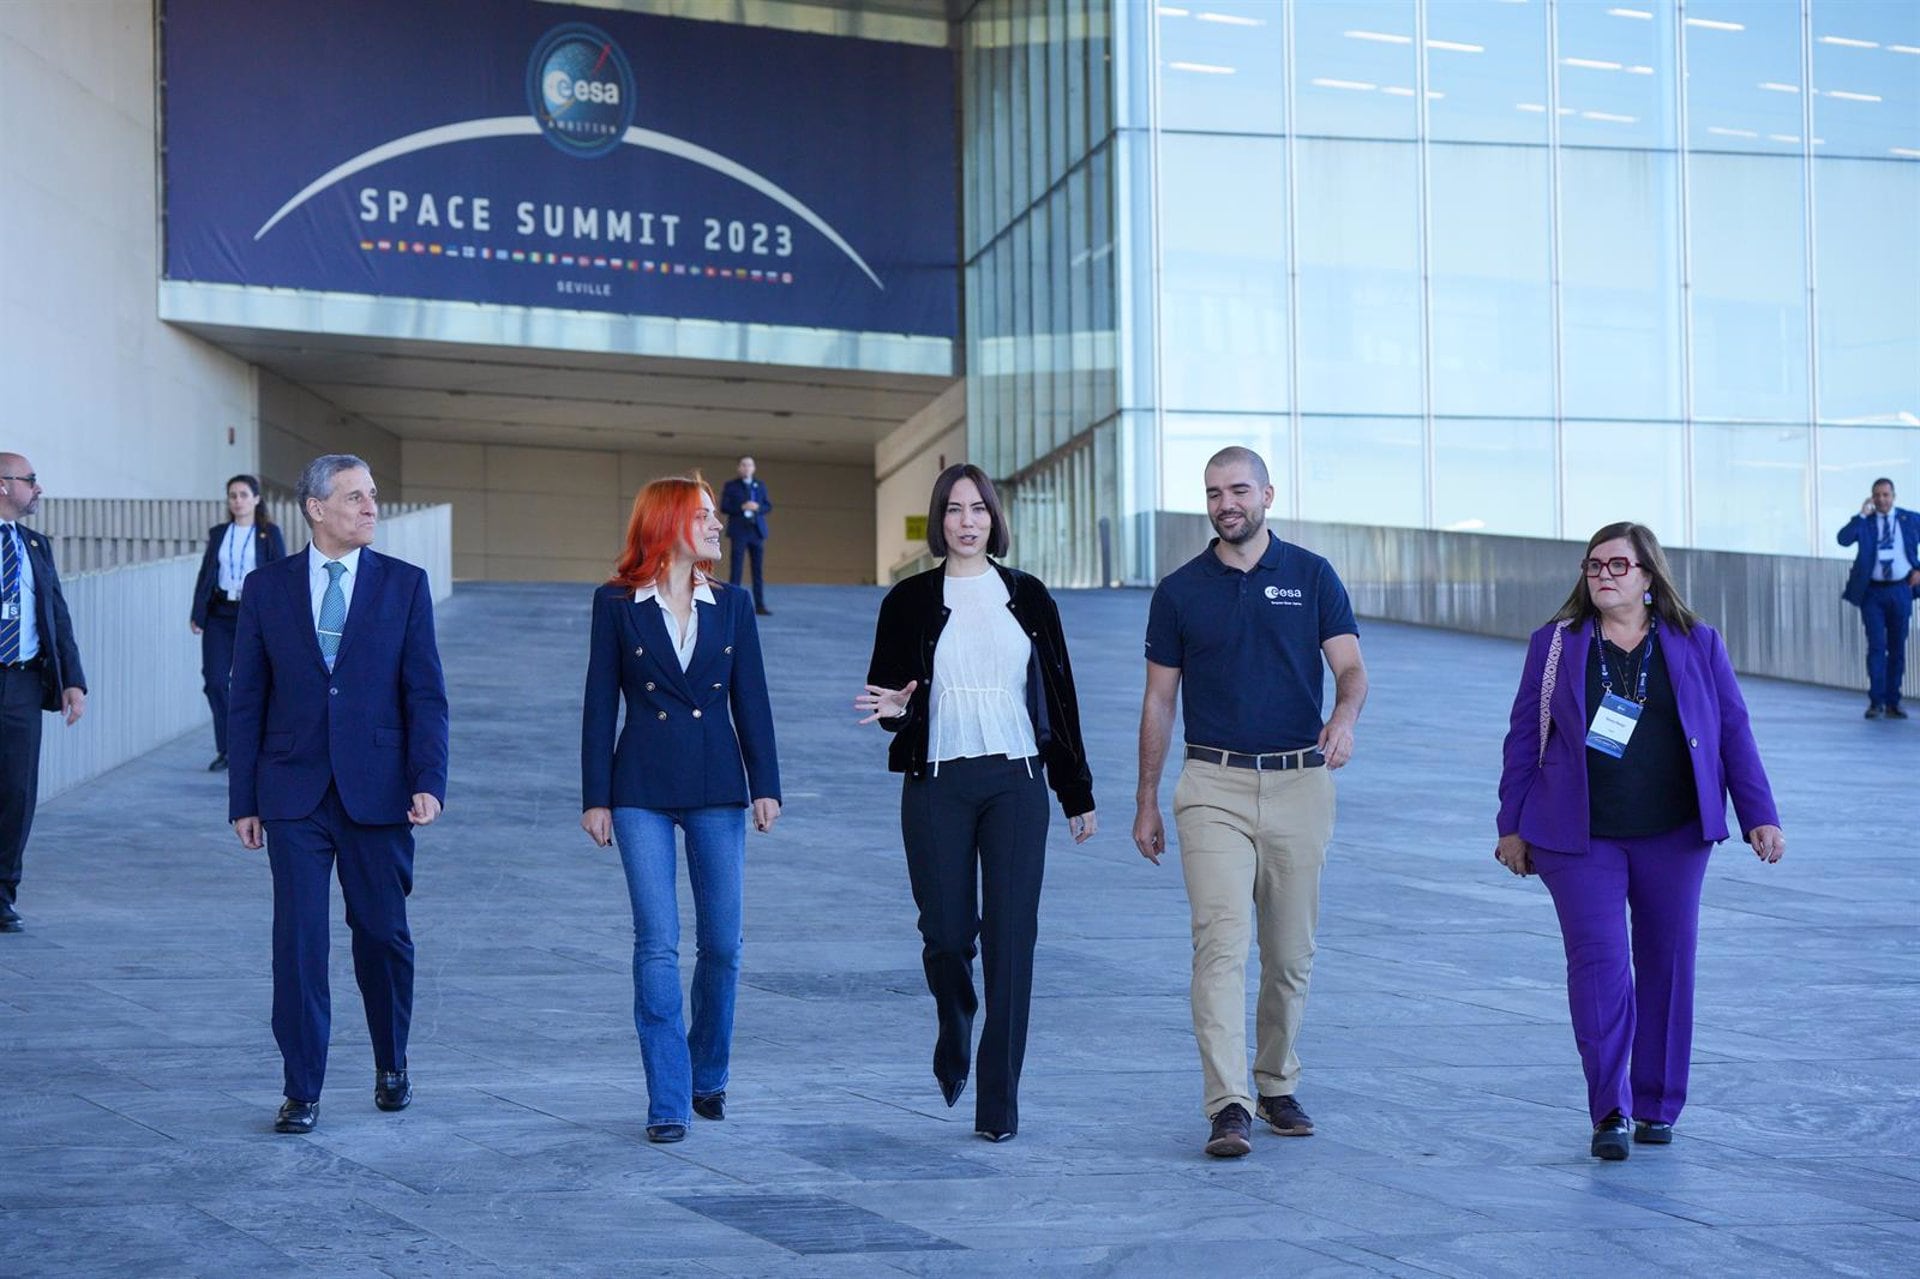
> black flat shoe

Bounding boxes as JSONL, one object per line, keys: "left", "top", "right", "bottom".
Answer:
{"left": 938, "top": 1075, "right": 967, "bottom": 1108}
{"left": 1591, "top": 1112, "right": 1631, "bottom": 1161}
{"left": 274, "top": 1099, "right": 318, "bottom": 1134}
{"left": 374, "top": 1069, "right": 412, "bottom": 1112}
{"left": 208, "top": 753, "right": 228, "bottom": 772}
{"left": 1633, "top": 1120, "right": 1673, "bottom": 1144}
{"left": 0, "top": 904, "right": 21, "bottom": 934}
{"left": 692, "top": 1092, "right": 726, "bottom": 1121}
{"left": 647, "top": 1123, "right": 686, "bottom": 1143}
{"left": 976, "top": 1129, "right": 1015, "bottom": 1143}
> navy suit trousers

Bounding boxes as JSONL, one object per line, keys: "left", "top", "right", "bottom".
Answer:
{"left": 265, "top": 783, "right": 415, "bottom": 1101}
{"left": 1861, "top": 585, "right": 1912, "bottom": 708}
{"left": 200, "top": 609, "right": 236, "bottom": 756}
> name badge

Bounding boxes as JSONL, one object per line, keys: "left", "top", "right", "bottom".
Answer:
{"left": 1, "top": 599, "right": 19, "bottom": 621}
{"left": 1585, "top": 692, "right": 1642, "bottom": 759}
{"left": 224, "top": 587, "right": 243, "bottom": 602}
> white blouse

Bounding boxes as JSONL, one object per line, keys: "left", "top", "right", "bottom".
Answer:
{"left": 216, "top": 523, "right": 258, "bottom": 597}
{"left": 633, "top": 577, "right": 715, "bottom": 671}
{"left": 928, "top": 569, "right": 1037, "bottom": 766}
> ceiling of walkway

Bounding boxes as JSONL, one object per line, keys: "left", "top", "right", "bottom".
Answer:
{"left": 181, "top": 325, "right": 956, "bottom": 467}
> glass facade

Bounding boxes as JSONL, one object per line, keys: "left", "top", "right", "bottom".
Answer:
{"left": 962, "top": 0, "right": 1920, "bottom": 586}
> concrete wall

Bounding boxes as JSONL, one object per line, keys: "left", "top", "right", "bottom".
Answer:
{"left": 258, "top": 372, "right": 405, "bottom": 503}
{"left": 36, "top": 504, "right": 452, "bottom": 802}
{"left": 1154, "top": 514, "right": 1917, "bottom": 692}
{"left": 0, "top": 1, "right": 258, "bottom": 498}
{"left": 873, "top": 380, "right": 966, "bottom": 582}
{"left": 400, "top": 440, "right": 873, "bottom": 584}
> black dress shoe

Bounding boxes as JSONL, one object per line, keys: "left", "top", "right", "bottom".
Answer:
{"left": 1591, "top": 1112, "right": 1631, "bottom": 1161}
{"left": 208, "top": 753, "right": 228, "bottom": 772}
{"left": 938, "top": 1075, "right": 967, "bottom": 1108}
{"left": 646, "top": 1123, "right": 686, "bottom": 1143}
{"left": 977, "top": 1129, "right": 1015, "bottom": 1143}
{"left": 0, "top": 904, "right": 21, "bottom": 934}
{"left": 374, "top": 1069, "right": 412, "bottom": 1112}
{"left": 1866, "top": 703, "right": 1885, "bottom": 719}
{"left": 692, "top": 1091, "right": 726, "bottom": 1121}
{"left": 1633, "top": 1120, "right": 1674, "bottom": 1144}
{"left": 274, "top": 1099, "right": 318, "bottom": 1133}
{"left": 1888, "top": 705, "right": 1910, "bottom": 720}
{"left": 755, "top": 606, "right": 773, "bottom": 617}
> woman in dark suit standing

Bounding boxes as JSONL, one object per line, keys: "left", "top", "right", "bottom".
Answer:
{"left": 856, "top": 464, "right": 1096, "bottom": 1143}
{"left": 580, "top": 475, "right": 780, "bottom": 1145}
{"left": 1493, "top": 522, "right": 1784, "bottom": 1160}
{"left": 189, "top": 474, "right": 285, "bottom": 771}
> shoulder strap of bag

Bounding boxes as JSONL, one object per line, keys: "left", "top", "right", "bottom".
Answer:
{"left": 1538, "top": 621, "right": 1568, "bottom": 768}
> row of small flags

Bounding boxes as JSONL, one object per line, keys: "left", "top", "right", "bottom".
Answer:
{"left": 357, "top": 239, "right": 794, "bottom": 283}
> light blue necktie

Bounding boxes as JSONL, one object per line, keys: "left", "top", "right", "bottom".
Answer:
{"left": 318, "top": 560, "right": 347, "bottom": 669}
{"left": 0, "top": 526, "right": 19, "bottom": 664}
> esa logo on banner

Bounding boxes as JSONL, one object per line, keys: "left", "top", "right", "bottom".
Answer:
{"left": 527, "top": 24, "right": 637, "bottom": 158}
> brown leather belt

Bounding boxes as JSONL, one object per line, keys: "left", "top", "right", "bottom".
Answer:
{"left": 1186, "top": 745, "right": 1324, "bottom": 771}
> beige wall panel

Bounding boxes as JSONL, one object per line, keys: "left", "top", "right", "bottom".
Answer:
{"left": 403, "top": 485, "right": 488, "bottom": 555}
{"left": 484, "top": 444, "right": 627, "bottom": 498}
{"left": 403, "top": 440, "right": 488, "bottom": 490}
{"left": 0, "top": 0, "right": 257, "bottom": 499}
{"left": 259, "top": 372, "right": 404, "bottom": 501}
{"left": 487, "top": 555, "right": 613, "bottom": 583}
{"left": 453, "top": 552, "right": 488, "bottom": 580}
{"left": 874, "top": 382, "right": 967, "bottom": 581}
{"left": 482, "top": 490, "right": 628, "bottom": 562}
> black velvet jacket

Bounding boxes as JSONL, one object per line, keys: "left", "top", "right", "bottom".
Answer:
{"left": 865, "top": 562, "right": 1095, "bottom": 817}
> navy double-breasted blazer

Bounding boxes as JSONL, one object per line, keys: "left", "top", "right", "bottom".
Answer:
{"left": 226, "top": 547, "right": 450, "bottom": 825}
{"left": 190, "top": 521, "right": 286, "bottom": 628}
{"left": 580, "top": 581, "right": 780, "bottom": 811}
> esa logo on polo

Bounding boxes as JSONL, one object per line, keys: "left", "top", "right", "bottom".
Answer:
{"left": 1263, "top": 584, "right": 1304, "bottom": 607}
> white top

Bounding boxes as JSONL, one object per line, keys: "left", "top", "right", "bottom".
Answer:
{"left": 217, "top": 523, "right": 259, "bottom": 596}
{"left": 0, "top": 522, "right": 40, "bottom": 660}
{"left": 1873, "top": 511, "right": 1917, "bottom": 580}
{"left": 928, "top": 570, "right": 1037, "bottom": 765}
{"left": 634, "top": 576, "right": 715, "bottom": 671}
{"left": 308, "top": 545, "right": 363, "bottom": 628}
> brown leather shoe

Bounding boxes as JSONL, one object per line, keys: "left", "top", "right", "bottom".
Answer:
{"left": 1205, "top": 1103, "right": 1253, "bottom": 1158}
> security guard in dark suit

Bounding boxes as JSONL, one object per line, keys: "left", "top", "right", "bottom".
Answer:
{"left": 0, "top": 454, "right": 88, "bottom": 933}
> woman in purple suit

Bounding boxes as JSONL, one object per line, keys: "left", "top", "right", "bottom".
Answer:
{"left": 1493, "top": 522, "right": 1785, "bottom": 1161}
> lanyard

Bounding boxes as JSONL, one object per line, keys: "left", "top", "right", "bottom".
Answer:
{"left": 1594, "top": 616, "right": 1656, "bottom": 705}
{"left": 222, "top": 524, "right": 249, "bottom": 586}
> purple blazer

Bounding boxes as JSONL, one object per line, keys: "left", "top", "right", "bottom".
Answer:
{"left": 1496, "top": 619, "right": 1779, "bottom": 854}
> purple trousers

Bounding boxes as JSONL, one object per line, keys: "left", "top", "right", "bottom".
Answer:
{"left": 1532, "top": 824, "right": 1712, "bottom": 1126}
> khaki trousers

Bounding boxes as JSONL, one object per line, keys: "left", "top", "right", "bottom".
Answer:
{"left": 1175, "top": 758, "right": 1335, "bottom": 1117}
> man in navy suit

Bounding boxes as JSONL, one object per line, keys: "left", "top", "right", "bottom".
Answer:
{"left": 0, "top": 454, "right": 87, "bottom": 933}
{"left": 228, "top": 454, "right": 449, "bottom": 1133}
{"left": 1837, "top": 477, "right": 1920, "bottom": 720}
{"left": 720, "top": 455, "right": 773, "bottom": 616}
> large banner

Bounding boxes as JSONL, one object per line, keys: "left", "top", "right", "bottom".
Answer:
{"left": 162, "top": 0, "right": 957, "bottom": 338}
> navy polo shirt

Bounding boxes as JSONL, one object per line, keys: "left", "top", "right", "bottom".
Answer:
{"left": 1145, "top": 532, "right": 1358, "bottom": 753}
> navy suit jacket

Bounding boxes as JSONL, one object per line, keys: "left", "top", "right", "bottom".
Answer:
{"left": 190, "top": 522, "right": 287, "bottom": 628}
{"left": 581, "top": 582, "right": 780, "bottom": 811}
{"left": 10, "top": 524, "right": 86, "bottom": 711}
{"left": 227, "top": 546, "right": 450, "bottom": 825}
{"left": 1837, "top": 507, "right": 1920, "bottom": 606}
{"left": 720, "top": 477, "right": 771, "bottom": 542}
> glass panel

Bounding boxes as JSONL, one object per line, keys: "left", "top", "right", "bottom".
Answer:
{"left": 1292, "top": 0, "right": 1418, "bottom": 140}
{"left": 1684, "top": 0, "right": 1805, "bottom": 156}
{"left": 1558, "top": 148, "right": 1683, "bottom": 419}
{"left": 1562, "top": 421, "right": 1684, "bottom": 544}
{"left": 1817, "top": 426, "right": 1920, "bottom": 558}
{"left": 1689, "top": 153, "right": 1808, "bottom": 422}
{"left": 1815, "top": 158, "right": 1920, "bottom": 424}
{"left": 1692, "top": 423, "right": 1811, "bottom": 554}
{"left": 1158, "top": 133, "right": 1289, "bottom": 414}
{"left": 1811, "top": 0, "right": 1920, "bottom": 161}
{"left": 1428, "top": 143, "right": 1553, "bottom": 416}
{"left": 1117, "top": 129, "right": 1156, "bottom": 412}
{"left": 1554, "top": 0, "right": 1678, "bottom": 150}
{"left": 1156, "top": 0, "right": 1285, "bottom": 134}
{"left": 1294, "top": 139, "right": 1422, "bottom": 414}
{"left": 1049, "top": 185, "right": 1072, "bottom": 450}
{"left": 1433, "top": 418, "right": 1556, "bottom": 536}
{"left": 1299, "top": 416, "right": 1425, "bottom": 528}
{"left": 1090, "top": 142, "right": 1118, "bottom": 426}
{"left": 1424, "top": 0, "right": 1550, "bottom": 145}
{"left": 1160, "top": 413, "right": 1291, "bottom": 516}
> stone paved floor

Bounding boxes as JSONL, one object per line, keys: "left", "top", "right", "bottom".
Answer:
{"left": 1, "top": 582, "right": 1915, "bottom": 1278}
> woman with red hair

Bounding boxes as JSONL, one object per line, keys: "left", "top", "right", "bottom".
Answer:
{"left": 580, "top": 475, "right": 781, "bottom": 1144}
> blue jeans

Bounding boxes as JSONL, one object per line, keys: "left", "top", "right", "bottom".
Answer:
{"left": 612, "top": 805, "right": 745, "bottom": 1126}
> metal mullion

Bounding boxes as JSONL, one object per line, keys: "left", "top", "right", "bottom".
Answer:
{"left": 1284, "top": 0, "right": 1303, "bottom": 522}
{"left": 1547, "top": 0, "right": 1566, "bottom": 538}
{"left": 1801, "top": 0, "right": 1821, "bottom": 556}
{"left": 1415, "top": 0, "right": 1435, "bottom": 532}
{"left": 1676, "top": 0, "right": 1696, "bottom": 548}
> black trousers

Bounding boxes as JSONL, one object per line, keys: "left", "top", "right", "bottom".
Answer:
{"left": 200, "top": 607, "right": 238, "bottom": 755}
{"left": 264, "top": 783, "right": 415, "bottom": 1102}
{"left": 900, "top": 754, "right": 1048, "bottom": 1134}
{"left": 0, "top": 664, "right": 43, "bottom": 909}
{"left": 728, "top": 536, "right": 766, "bottom": 610}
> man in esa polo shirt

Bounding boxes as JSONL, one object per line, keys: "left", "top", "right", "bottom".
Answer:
{"left": 1133, "top": 446, "right": 1368, "bottom": 1159}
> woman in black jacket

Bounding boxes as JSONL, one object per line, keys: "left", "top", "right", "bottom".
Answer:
{"left": 856, "top": 464, "right": 1096, "bottom": 1142}
{"left": 189, "top": 474, "right": 285, "bottom": 770}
